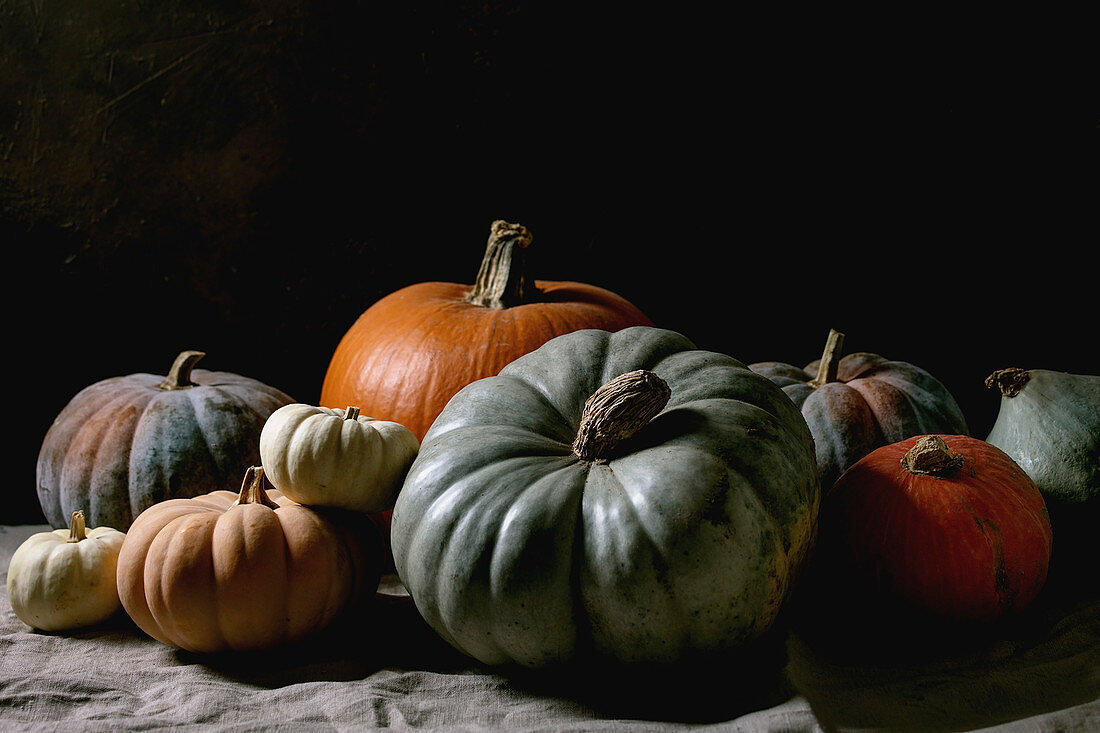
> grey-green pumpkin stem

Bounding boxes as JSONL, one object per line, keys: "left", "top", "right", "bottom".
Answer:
{"left": 985, "top": 367, "right": 1030, "bottom": 398}
{"left": 235, "top": 466, "right": 281, "bottom": 509}
{"left": 67, "top": 510, "right": 87, "bottom": 543}
{"left": 573, "top": 370, "right": 671, "bottom": 460}
{"left": 158, "top": 350, "right": 205, "bottom": 391}
{"left": 466, "top": 220, "right": 534, "bottom": 309}
{"left": 809, "top": 329, "right": 845, "bottom": 387}
{"left": 345, "top": 406, "right": 361, "bottom": 421}
{"left": 901, "top": 435, "right": 964, "bottom": 476}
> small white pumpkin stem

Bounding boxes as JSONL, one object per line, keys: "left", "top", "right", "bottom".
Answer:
{"left": 345, "top": 406, "right": 361, "bottom": 421}
{"left": 67, "top": 510, "right": 87, "bottom": 543}
{"left": 901, "top": 435, "right": 964, "bottom": 476}
{"left": 157, "top": 350, "right": 205, "bottom": 391}
{"left": 573, "top": 370, "right": 671, "bottom": 461}
{"left": 235, "top": 466, "right": 281, "bottom": 509}
{"left": 466, "top": 220, "right": 534, "bottom": 309}
{"left": 809, "top": 329, "right": 845, "bottom": 388}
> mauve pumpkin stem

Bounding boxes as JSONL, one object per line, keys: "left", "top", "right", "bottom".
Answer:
{"left": 573, "top": 370, "right": 671, "bottom": 461}
{"left": 345, "top": 406, "right": 361, "bottom": 421}
{"left": 67, "top": 510, "right": 87, "bottom": 543}
{"left": 235, "top": 466, "right": 281, "bottom": 509}
{"left": 466, "top": 220, "right": 534, "bottom": 309}
{"left": 901, "top": 435, "right": 964, "bottom": 476}
{"left": 158, "top": 350, "right": 205, "bottom": 391}
{"left": 985, "top": 367, "right": 1031, "bottom": 398}
{"left": 810, "top": 329, "right": 845, "bottom": 388}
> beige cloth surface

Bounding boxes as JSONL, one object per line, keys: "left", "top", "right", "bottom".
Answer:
{"left": 2, "top": 523, "right": 1098, "bottom": 732}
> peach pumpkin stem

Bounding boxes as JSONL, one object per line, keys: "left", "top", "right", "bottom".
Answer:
{"left": 235, "top": 466, "right": 281, "bottom": 509}
{"left": 573, "top": 370, "right": 671, "bottom": 461}
{"left": 157, "top": 350, "right": 205, "bottom": 391}
{"left": 466, "top": 220, "right": 535, "bottom": 309}
{"left": 67, "top": 510, "right": 87, "bottom": 542}
{"left": 809, "top": 329, "right": 845, "bottom": 388}
{"left": 901, "top": 435, "right": 964, "bottom": 476}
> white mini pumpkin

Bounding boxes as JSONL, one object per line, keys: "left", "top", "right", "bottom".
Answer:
{"left": 259, "top": 403, "right": 419, "bottom": 513}
{"left": 6, "top": 511, "right": 127, "bottom": 631}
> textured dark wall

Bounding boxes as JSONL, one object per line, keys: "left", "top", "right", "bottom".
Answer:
{"left": 5, "top": 4, "right": 1096, "bottom": 524}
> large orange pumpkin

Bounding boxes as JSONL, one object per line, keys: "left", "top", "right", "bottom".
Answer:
{"left": 319, "top": 220, "right": 653, "bottom": 441}
{"left": 116, "top": 466, "right": 380, "bottom": 653}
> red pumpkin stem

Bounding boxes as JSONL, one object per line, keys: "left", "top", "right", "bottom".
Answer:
{"left": 67, "top": 510, "right": 87, "bottom": 542}
{"left": 345, "top": 406, "right": 361, "bottom": 421}
{"left": 573, "top": 370, "right": 671, "bottom": 461}
{"left": 235, "top": 466, "right": 281, "bottom": 509}
{"left": 158, "top": 350, "right": 205, "bottom": 391}
{"left": 810, "top": 329, "right": 845, "bottom": 387}
{"left": 901, "top": 435, "right": 964, "bottom": 476}
{"left": 466, "top": 220, "right": 535, "bottom": 309}
{"left": 985, "top": 367, "right": 1030, "bottom": 398}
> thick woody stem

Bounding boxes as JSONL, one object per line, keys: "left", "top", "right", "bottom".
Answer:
{"left": 157, "top": 350, "right": 205, "bottom": 391}
{"left": 465, "top": 220, "right": 535, "bottom": 309}
{"left": 345, "top": 406, "right": 361, "bottom": 421}
{"left": 901, "top": 435, "right": 964, "bottom": 476}
{"left": 234, "top": 466, "right": 281, "bottom": 509}
{"left": 67, "top": 511, "right": 87, "bottom": 542}
{"left": 573, "top": 370, "right": 671, "bottom": 461}
{"left": 985, "top": 368, "right": 1031, "bottom": 398}
{"left": 809, "top": 329, "right": 845, "bottom": 388}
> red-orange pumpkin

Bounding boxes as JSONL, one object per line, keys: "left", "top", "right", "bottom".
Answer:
{"left": 819, "top": 434, "right": 1052, "bottom": 623}
{"left": 319, "top": 220, "right": 653, "bottom": 441}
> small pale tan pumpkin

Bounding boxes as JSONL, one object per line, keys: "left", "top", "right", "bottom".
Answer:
{"left": 6, "top": 511, "right": 127, "bottom": 631}
{"left": 115, "top": 466, "right": 379, "bottom": 653}
{"left": 259, "top": 404, "right": 419, "bottom": 513}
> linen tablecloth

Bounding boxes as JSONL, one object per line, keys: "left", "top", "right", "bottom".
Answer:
{"left": 2, "top": 524, "right": 1098, "bottom": 731}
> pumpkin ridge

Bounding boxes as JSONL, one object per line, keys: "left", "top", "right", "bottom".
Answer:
{"left": 59, "top": 390, "right": 153, "bottom": 529}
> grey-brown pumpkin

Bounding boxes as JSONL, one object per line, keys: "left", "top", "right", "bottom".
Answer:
{"left": 750, "top": 329, "right": 969, "bottom": 490}
{"left": 37, "top": 351, "right": 295, "bottom": 531}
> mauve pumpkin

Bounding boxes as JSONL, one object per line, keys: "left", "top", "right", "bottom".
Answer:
{"left": 319, "top": 220, "right": 653, "bottom": 441}
{"left": 36, "top": 351, "right": 295, "bottom": 531}
{"left": 750, "top": 329, "right": 969, "bottom": 491}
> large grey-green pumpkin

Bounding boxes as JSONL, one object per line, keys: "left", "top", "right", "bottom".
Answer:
{"left": 390, "top": 326, "right": 820, "bottom": 668}
{"left": 36, "top": 351, "right": 295, "bottom": 531}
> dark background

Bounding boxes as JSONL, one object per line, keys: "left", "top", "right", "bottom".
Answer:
{"left": 4, "top": 3, "right": 1096, "bottom": 524}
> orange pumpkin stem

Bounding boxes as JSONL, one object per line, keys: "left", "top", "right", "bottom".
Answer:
{"left": 235, "top": 466, "right": 281, "bottom": 509}
{"left": 466, "top": 220, "right": 535, "bottom": 309}
{"left": 901, "top": 435, "right": 964, "bottom": 476}
{"left": 809, "top": 329, "right": 845, "bottom": 388}
{"left": 67, "top": 510, "right": 87, "bottom": 542}
{"left": 573, "top": 370, "right": 671, "bottom": 461}
{"left": 158, "top": 350, "right": 205, "bottom": 391}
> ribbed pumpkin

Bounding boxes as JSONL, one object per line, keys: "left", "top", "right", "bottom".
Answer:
{"left": 819, "top": 435, "right": 1052, "bottom": 623}
{"left": 750, "top": 329, "right": 969, "bottom": 491}
{"left": 37, "top": 351, "right": 295, "bottom": 531}
{"left": 319, "top": 220, "right": 653, "bottom": 441}
{"left": 391, "top": 326, "right": 820, "bottom": 668}
{"left": 116, "top": 466, "right": 379, "bottom": 654}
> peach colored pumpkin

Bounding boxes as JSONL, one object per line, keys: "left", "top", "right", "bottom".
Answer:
{"left": 116, "top": 466, "right": 379, "bottom": 653}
